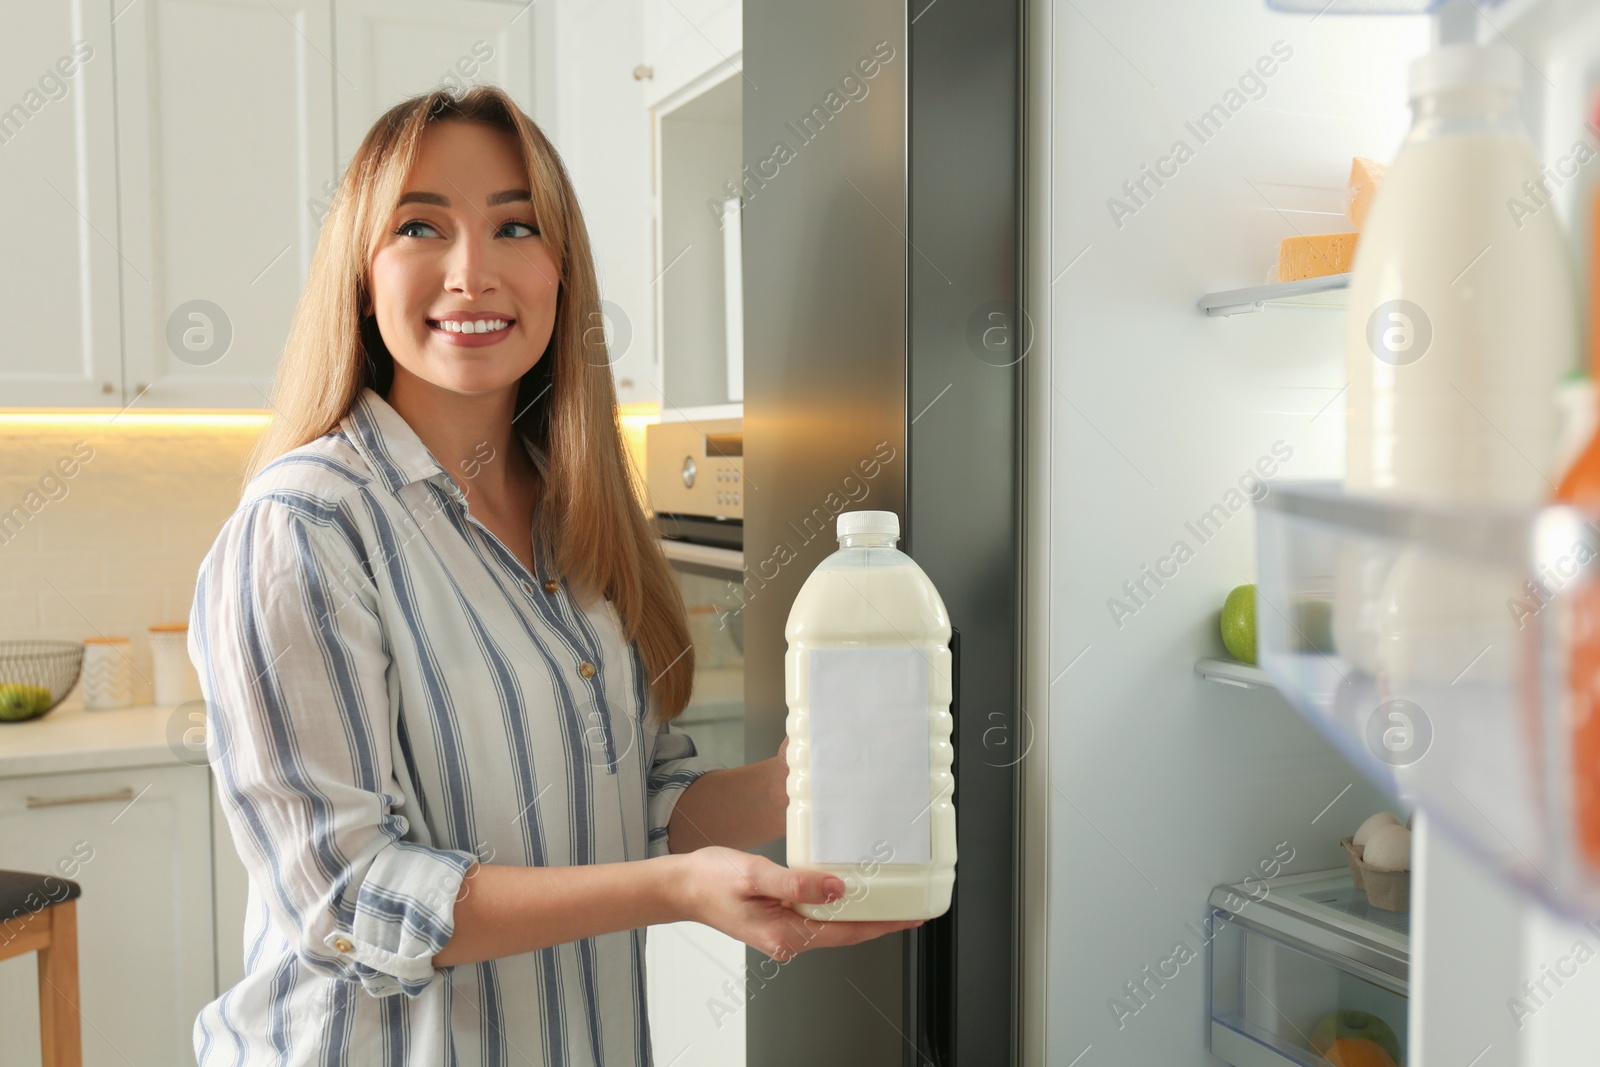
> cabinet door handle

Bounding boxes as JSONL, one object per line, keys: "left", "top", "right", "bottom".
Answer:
{"left": 25, "top": 786, "right": 137, "bottom": 809}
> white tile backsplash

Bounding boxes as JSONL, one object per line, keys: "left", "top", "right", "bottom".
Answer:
{"left": 0, "top": 425, "right": 262, "bottom": 707}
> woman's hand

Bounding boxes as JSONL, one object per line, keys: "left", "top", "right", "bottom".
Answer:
{"left": 671, "top": 846, "right": 922, "bottom": 961}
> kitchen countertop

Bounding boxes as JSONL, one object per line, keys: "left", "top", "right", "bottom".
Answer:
{"left": 0, "top": 700, "right": 200, "bottom": 779}
{"left": 0, "top": 668, "right": 751, "bottom": 779}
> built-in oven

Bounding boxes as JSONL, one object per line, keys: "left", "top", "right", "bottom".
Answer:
{"left": 645, "top": 417, "right": 745, "bottom": 772}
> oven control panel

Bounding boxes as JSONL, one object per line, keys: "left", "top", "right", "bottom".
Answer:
{"left": 645, "top": 417, "right": 743, "bottom": 520}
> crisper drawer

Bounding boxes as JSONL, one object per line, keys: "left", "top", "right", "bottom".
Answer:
{"left": 1209, "top": 909, "right": 1409, "bottom": 1067}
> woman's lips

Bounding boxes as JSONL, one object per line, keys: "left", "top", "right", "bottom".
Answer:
{"left": 427, "top": 319, "right": 515, "bottom": 348}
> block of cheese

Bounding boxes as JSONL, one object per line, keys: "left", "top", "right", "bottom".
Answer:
{"left": 1277, "top": 232, "right": 1358, "bottom": 282}
{"left": 1345, "top": 156, "right": 1388, "bottom": 231}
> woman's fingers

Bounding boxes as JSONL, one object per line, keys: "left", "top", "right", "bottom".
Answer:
{"left": 697, "top": 851, "right": 929, "bottom": 961}
{"left": 755, "top": 859, "right": 845, "bottom": 907}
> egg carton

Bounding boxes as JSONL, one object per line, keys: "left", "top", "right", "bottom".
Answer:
{"left": 1340, "top": 835, "right": 1410, "bottom": 912}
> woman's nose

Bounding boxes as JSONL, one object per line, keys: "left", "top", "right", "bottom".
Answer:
{"left": 444, "top": 231, "right": 497, "bottom": 297}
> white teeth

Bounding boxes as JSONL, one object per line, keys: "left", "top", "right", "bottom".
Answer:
{"left": 433, "top": 318, "right": 509, "bottom": 333}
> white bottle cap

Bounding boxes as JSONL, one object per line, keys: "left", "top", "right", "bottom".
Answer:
{"left": 837, "top": 510, "right": 900, "bottom": 541}
{"left": 1408, "top": 44, "right": 1521, "bottom": 99}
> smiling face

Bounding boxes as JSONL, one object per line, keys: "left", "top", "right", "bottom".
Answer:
{"left": 366, "top": 119, "right": 560, "bottom": 397}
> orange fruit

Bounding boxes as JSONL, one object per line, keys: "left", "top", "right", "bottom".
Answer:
{"left": 1322, "top": 1036, "right": 1398, "bottom": 1067}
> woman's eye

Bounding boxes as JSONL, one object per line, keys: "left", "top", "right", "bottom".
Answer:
{"left": 393, "top": 219, "right": 538, "bottom": 239}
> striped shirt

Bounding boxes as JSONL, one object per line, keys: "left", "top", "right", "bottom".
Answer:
{"left": 188, "top": 385, "right": 723, "bottom": 1066}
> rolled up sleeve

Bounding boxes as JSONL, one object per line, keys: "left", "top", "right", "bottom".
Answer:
{"left": 645, "top": 721, "right": 727, "bottom": 857}
{"left": 190, "top": 496, "right": 477, "bottom": 998}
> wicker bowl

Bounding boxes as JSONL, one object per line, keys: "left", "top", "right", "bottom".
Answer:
{"left": 0, "top": 640, "right": 85, "bottom": 722}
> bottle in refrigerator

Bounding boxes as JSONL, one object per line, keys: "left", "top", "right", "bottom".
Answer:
{"left": 1344, "top": 43, "right": 1578, "bottom": 502}
{"left": 784, "top": 509, "right": 956, "bottom": 921}
{"left": 1335, "top": 44, "right": 1580, "bottom": 686}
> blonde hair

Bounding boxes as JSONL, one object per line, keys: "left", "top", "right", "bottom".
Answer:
{"left": 242, "top": 85, "right": 696, "bottom": 723}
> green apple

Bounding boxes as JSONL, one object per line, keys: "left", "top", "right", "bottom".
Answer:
{"left": 0, "top": 683, "right": 54, "bottom": 722}
{"left": 1221, "top": 584, "right": 1257, "bottom": 664}
{"left": 1309, "top": 1010, "right": 1403, "bottom": 1065}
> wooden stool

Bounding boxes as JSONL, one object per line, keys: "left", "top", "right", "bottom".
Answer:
{"left": 0, "top": 871, "right": 82, "bottom": 1067}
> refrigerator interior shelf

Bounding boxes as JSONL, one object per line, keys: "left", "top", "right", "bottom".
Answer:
{"left": 1255, "top": 480, "right": 1600, "bottom": 919}
{"left": 1197, "top": 274, "right": 1349, "bottom": 317}
{"left": 1196, "top": 657, "right": 1275, "bottom": 689}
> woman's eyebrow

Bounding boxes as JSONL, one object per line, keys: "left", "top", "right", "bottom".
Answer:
{"left": 396, "top": 189, "right": 532, "bottom": 207}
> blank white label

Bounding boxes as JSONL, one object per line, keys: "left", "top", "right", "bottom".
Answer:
{"left": 807, "top": 646, "right": 932, "bottom": 865}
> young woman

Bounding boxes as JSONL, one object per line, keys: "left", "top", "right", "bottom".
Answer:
{"left": 188, "top": 85, "right": 919, "bottom": 1065}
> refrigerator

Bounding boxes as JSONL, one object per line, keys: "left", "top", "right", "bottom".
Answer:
{"left": 721, "top": 0, "right": 1600, "bottom": 1065}
{"left": 739, "top": 0, "right": 1022, "bottom": 1064}
{"left": 1016, "top": 1, "right": 1600, "bottom": 1066}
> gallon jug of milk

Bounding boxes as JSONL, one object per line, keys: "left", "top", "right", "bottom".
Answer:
{"left": 784, "top": 509, "right": 955, "bottom": 921}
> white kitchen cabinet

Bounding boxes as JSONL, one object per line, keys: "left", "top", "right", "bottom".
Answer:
{"left": 653, "top": 70, "right": 742, "bottom": 412}
{"left": 548, "top": 0, "right": 657, "bottom": 407}
{"left": 637, "top": 0, "right": 745, "bottom": 414}
{"left": 112, "top": 0, "right": 338, "bottom": 410}
{"left": 332, "top": 0, "right": 541, "bottom": 171}
{"left": 641, "top": 0, "right": 741, "bottom": 110}
{"left": 0, "top": 1, "right": 123, "bottom": 407}
{"left": 6, "top": 0, "right": 658, "bottom": 412}
{"left": 0, "top": 763, "right": 215, "bottom": 1067}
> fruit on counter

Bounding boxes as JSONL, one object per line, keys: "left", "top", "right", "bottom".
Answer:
{"left": 0, "top": 683, "right": 54, "bottom": 722}
{"left": 1321, "top": 1035, "right": 1399, "bottom": 1067}
{"left": 1277, "top": 232, "right": 1358, "bottom": 282}
{"left": 1220, "top": 584, "right": 1257, "bottom": 664}
{"left": 1363, "top": 824, "right": 1412, "bottom": 872}
{"left": 1310, "top": 1011, "right": 1403, "bottom": 1066}
{"left": 1352, "top": 811, "right": 1401, "bottom": 850}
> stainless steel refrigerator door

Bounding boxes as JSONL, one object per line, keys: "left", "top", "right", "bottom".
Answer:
{"left": 743, "top": 0, "right": 1022, "bottom": 1063}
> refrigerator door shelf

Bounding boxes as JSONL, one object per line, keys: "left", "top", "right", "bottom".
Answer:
{"left": 1254, "top": 481, "right": 1600, "bottom": 920}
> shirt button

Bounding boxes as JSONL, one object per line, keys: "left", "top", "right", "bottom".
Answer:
{"left": 333, "top": 937, "right": 354, "bottom": 953}
{"left": 521, "top": 580, "right": 533, "bottom": 595}
{"left": 578, "top": 661, "right": 596, "bottom": 679}
{"left": 544, "top": 578, "right": 560, "bottom": 594}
